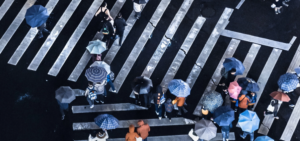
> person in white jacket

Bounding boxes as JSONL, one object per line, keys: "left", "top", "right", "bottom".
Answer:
{"left": 88, "top": 129, "right": 108, "bottom": 141}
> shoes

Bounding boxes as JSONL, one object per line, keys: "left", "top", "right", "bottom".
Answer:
{"left": 95, "top": 100, "right": 99, "bottom": 103}
{"left": 289, "top": 104, "right": 295, "bottom": 107}
{"left": 283, "top": 2, "right": 289, "bottom": 7}
{"left": 278, "top": 9, "right": 281, "bottom": 13}
{"left": 226, "top": 139, "right": 229, "bottom": 141}
{"left": 90, "top": 104, "right": 94, "bottom": 108}
{"left": 100, "top": 101, "right": 104, "bottom": 104}
{"left": 38, "top": 34, "right": 43, "bottom": 39}
{"left": 182, "top": 107, "right": 188, "bottom": 113}
{"left": 164, "top": 113, "right": 168, "bottom": 118}
{"left": 44, "top": 29, "right": 51, "bottom": 34}
{"left": 275, "top": 11, "right": 278, "bottom": 14}
{"left": 159, "top": 117, "right": 162, "bottom": 120}
{"left": 61, "top": 115, "right": 65, "bottom": 120}
{"left": 240, "top": 134, "right": 245, "bottom": 139}
{"left": 155, "top": 111, "right": 159, "bottom": 115}
{"left": 275, "top": 116, "right": 279, "bottom": 119}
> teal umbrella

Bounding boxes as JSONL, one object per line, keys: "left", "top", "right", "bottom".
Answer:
{"left": 86, "top": 39, "right": 107, "bottom": 54}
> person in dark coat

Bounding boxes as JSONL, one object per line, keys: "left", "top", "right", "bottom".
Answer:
{"left": 57, "top": 100, "right": 69, "bottom": 120}
{"left": 164, "top": 98, "right": 173, "bottom": 122}
{"left": 221, "top": 123, "right": 232, "bottom": 141}
{"left": 247, "top": 92, "right": 257, "bottom": 110}
{"left": 219, "top": 68, "right": 236, "bottom": 90}
{"left": 274, "top": 0, "right": 283, "bottom": 14}
{"left": 151, "top": 85, "right": 163, "bottom": 119}
{"left": 37, "top": 23, "right": 50, "bottom": 39}
{"left": 114, "top": 13, "right": 127, "bottom": 46}
{"left": 264, "top": 98, "right": 281, "bottom": 119}
{"left": 102, "top": 15, "right": 115, "bottom": 47}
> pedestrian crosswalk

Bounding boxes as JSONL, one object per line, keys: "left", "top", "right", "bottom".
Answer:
{"left": 72, "top": 103, "right": 148, "bottom": 113}
{"left": 0, "top": 0, "right": 15, "bottom": 21}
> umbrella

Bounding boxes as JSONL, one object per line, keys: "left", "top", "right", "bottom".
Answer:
{"left": 277, "top": 73, "right": 299, "bottom": 91}
{"left": 228, "top": 81, "right": 242, "bottom": 99}
{"left": 194, "top": 119, "right": 217, "bottom": 140}
{"left": 85, "top": 66, "right": 108, "bottom": 83}
{"left": 202, "top": 91, "right": 223, "bottom": 113}
{"left": 131, "top": 76, "right": 153, "bottom": 94}
{"left": 55, "top": 86, "right": 75, "bottom": 103}
{"left": 237, "top": 77, "right": 260, "bottom": 92}
{"left": 90, "top": 61, "right": 111, "bottom": 74}
{"left": 86, "top": 39, "right": 107, "bottom": 54}
{"left": 168, "top": 79, "right": 191, "bottom": 97}
{"left": 94, "top": 114, "right": 119, "bottom": 130}
{"left": 213, "top": 106, "right": 235, "bottom": 126}
{"left": 254, "top": 136, "right": 274, "bottom": 141}
{"left": 223, "top": 57, "right": 245, "bottom": 75}
{"left": 238, "top": 110, "right": 260, "bottom": 133}
{"left": 25, "top": 5, "right": 49, "bottom": 27}
{"left": 134, "top": 0, "right": 149, "bottom": 4}
{"left": 270, "top": 91, "right": 290, "bottom": 102}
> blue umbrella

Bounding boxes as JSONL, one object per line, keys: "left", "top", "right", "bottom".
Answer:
{"left": 213, "top": 106, "right": 235, "bottom": 126}
{"left": 85, "top": 66, "right": 107, "bottom": 83}
{"left": 168, "top": 79, "right": 191, "bottom": 97}
{"left": 254, "top": 136, "right": 274, "bottom": 141}
{"left": 94, "top": 114, "right": 119, "bottom": 130}
{"left": 223, "top": 57, "right": 245, "bottom": 75}
{"left": 25, "top": 5, "right": 49, "bottom": 27}
{"left": 238, "top": 110, "right": 260, "bottom": 133}
{"left": 202, "top": 91, "right": 223, "bottom": 113}
{"left": 277, "top": 73, "right": 299, "bottom": 91}
{"left": 237, "top": 77, "right": 260, "bottom": 92}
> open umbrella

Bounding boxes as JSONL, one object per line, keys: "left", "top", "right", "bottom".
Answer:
{"left": 85, "top": 66, "right": 107, "bottom": 83}
{"left": 86, "top": 39, "right": 107, "bottom": 54}
{"left": 132, "top": 76, "right": 153, "bottom": 94}
{"left": 238, "top": 110, "right": 260, "bottom": 133}
{"left": 254, "top": 136, "right": 274, "bottom": 141}
{"left": 223, "top": 57, "right": 245, "bottom": 75}
{"left": 94, "top": 114, "right": 119, "bottom": 130}
{"left": 278, "top": 73, "right": 299, "bottom": 91}
{"left": 237, "top": 77, "right": 260, "bottom": 92}
{"left": 270, "top": 91, "right": 290, "bottom": 102}
{"left": 194, "top": 119, "right": 217, "bottom": 140}
{"left": 90, "top": 61, "right": 111, "bottom": 74}
{"left": 202, "top": 91, "right": 223, "bottom": 113}
{"left": 168, "top": 79, "right": 191, "bottom": 97}
{"left": 228, "top": 81, "right": 242, "bottom": 99}
{"left": 213, "top": 106, "right": 235, "bottom": 126}
{"left": 25, "top": 5, "right": 49, "bottom": 27}
{"left": 55, "top": 86, "right": 75, "bottom": 103}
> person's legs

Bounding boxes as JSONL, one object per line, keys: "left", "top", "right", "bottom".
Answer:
{"left": 275, "top": 7, "right": 279, "bottom": 14}
{"left": 240, "top": 131, "right": 248, "bottom": 139}
{"left": 97, "top": 94, "right": 104, "bottom": 103}
{"left": 177, "top": 106, "right": 182, "bottom": 115}
{"left": 221, "top": 130, "right": 226, "bottom": 141}
{"left": 225, "top": 130, "right": 229, "bottom": 140}
{"left": 42, "top": 28, "right": 50, "bottom": 34}
{"left": 250, "top": 132, "right": 254, "bottom": 141}
{"left": 143, "top": 138, "right": 147, "bottom": 141}
{"left": 135, "top": 94, "right": 141, "bottom": 105}
{"left": 158, "top": 105, "right": 162, "bottom": 118}
{"left": 118, "top": 32, "right": 124, "bottom": 45}
{"left": 103, "top": 88, "right": 107, "bottom": 97}
{"left": 107, "top": 80, "right": 115, "bottom": 91}
{"left": 38, "top": 30, "right": 43, "bottom": 38}
{"left": 86, "top": 97, "right": 94, "bottom": 108}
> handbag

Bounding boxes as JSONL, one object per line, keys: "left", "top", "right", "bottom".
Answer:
{"left": 136, "top": 137, "right": 143, "bottom": 141}
{"left": 267, "top": 100, "right": 275, "bottom": 112}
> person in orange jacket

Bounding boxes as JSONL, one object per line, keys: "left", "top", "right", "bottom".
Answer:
{"left": 172, "top": 97, "right": 188, "bottom": 115}
{"left": 137, "top": 120, "right": 150, "bottom": 141}
{"left": 125, "top": 124, "right": 140, "bottom": 141}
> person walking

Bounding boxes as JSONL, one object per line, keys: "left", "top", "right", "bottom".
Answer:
{"left": 240, "top": 131, "right": 254, "bottom": 141}
{"left": 102, "top": 15, "right": 115, "bottom": 48}
{"left": 264, "top": 98, "right": 281, "bottom": 119}
{"left": 221, "top": 123, "right": 232, "bottom": 141}
{"left": 114, "top": 13, "right": 127, "bottom": 46}
{"left": 107, "top": 72, "right": 117, "bottom": 93}
{"left": 57, "top": 100, "right": 69, "bottom": 120}
{"left": 247, "top": 92, "right": 257, "bottom": 110}
{"left": 133, "top": 0, "right": 148, "bottom": 19}
{"left": 151, "top": 86, "right": 164, "bottom": 119}
{"left": 85, "top": 82, "right": 98, "bottom": 108}
{"left": 37, "top": 23, "right": 50, "bottom": 39}
{"left": 95, "top": 2, "right": 113, "bottom": 22}
{"left": 94, "top": 80, "right": 106, "bottom": 104}
{"left": 219, "top": 68, "right": 236, "bottom": 90}
{"left": 164, "top": 98, "right": 174, "bottom": 122}
{"left": 88, "top": 129, "right": 108, "bottom": 141}
{"left": 125, "top": 124, "right": 141, "bottom": 141}
{"left": 137, "top": 120, "right": 150, "bottom": 141}
{"left": 238, "top": 91, "right": 250, "bottom": 114}
{"left": 172, "top": 97, "right": 188, "bottom": 115}
{"left": 274, "top": 0, "right": 283, "bottom": 14}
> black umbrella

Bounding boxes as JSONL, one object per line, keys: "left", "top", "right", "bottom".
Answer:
{"left": 132, "top": 76, "right": 153, "bottom": 94}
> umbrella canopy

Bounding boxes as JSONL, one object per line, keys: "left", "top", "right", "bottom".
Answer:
{"left": 270, "top": 91, "right": 290, "bottom": 102}
{"left": 238, "top": 110, "right": 260, "bottom": 133}
{"left": 90, "top": 61, "right": 111, "bottom": 74}
{"left": 228, "top": 81, "right": 242, "bottom": 99}
{"left": 194, "top": 119, "right": 217, "bottom": 140}
{"left": 168, "top": 79, "right": 191, "bottom": 97}
{"left": 94, "top": 114, "right": 119, "bottom": 130}
{"left": 86, "top": 39, "right": 107, "bottom": 54}
{"left": 25, "top": 5, "right": 49, "bottom": 27}
{"left": 202, "top": 91, "right": 223, "bottom": 113}
{"left": 223, "top": 57, "right": 245, "bottom": 75}
{"left": 85, "top": 66, "right": 108, "bottom": 83}
{"left": 131, "top": 76, "right": 153, "bottom": 94}
{"left": 254, "top": 136, "right": 274, "bottom": 141}
{"left": 55, "top": 86, "right": 75, "bottom": 103}
{"left": 213, "top": 106, "right": 235, "bottom": 126}
{"left": 237, "top": 77, "right": 260, "bottom": 92}
{"left": 277, "top": 73, "right": 299, "bottom": 91}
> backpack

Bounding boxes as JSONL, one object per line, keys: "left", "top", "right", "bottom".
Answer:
{"left": 102, "top": 23, "right": 110, "bottom": 35}
{"left": 87, "top": 86, "right": 97, "bottom": 100}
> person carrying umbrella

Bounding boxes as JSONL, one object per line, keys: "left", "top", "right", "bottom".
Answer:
{"left": 164, "top": 98, "right": 174, "bottom": 122}
{"left": 137, "top": 120, "right": 150, "bottom": 141}
{"left": 151, "top": 85, "right": 165, "bottom": 120}
{"left": 85, "top": 82, "right": 98, "bottom": 108}
{"left": 228, "top": 81, "right": 242, "bottom": 111}
{"left": 278, "top": 73, "right": 299, "bottom": 108}
{"left": 88, "top": 129, "right": 108, "bottom": 141}
{"left": 125, "top": 124, "right": 141, "bottom": 141}
{"left": 132, "top": 0, "right": 149, "bottom": 19}
{"left": 238, "top": 90, "right": 251, "bottom": 114}
{"left": 213, "top": 106, "right": 234, "bottom": 141}
{"left": 94, "top": 114, "right": 119, "bottom": 130}
{"left": 55, "top": 86, "right": 76, "bottom": 120}
{"left": 132, "top": 76, "right": 153, "bottom": 107}
{"left": 264, "top": 91, "right": 290, "bottom": 119}
{"left": 168, "top": 79, "right": 190, "bottom": 115}
{"left": 202, "top": 91, "right": 223, "bottom": 114}
{"left": 239, "top": 110, "right": 260, "bottom": 141}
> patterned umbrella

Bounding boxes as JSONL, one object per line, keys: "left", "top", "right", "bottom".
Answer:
{"left": 202, "top": 91, "right": 223, "bottom": 113}
{"left": 94, "top": 114, "right": 119, "bottom": 130}
{"left": 55, "top": 86, "right": 75, "bottom": 103}
{"left": 238, "top": 110, "right": 260, "bottom": 133}
{"left": 25, "top": 5, "right": 49, "bottom": 27}
{"left": 132, "top": 76, "right": 153, "bottom": 94}
{"left": 86, "top": 39, "right": 107, "bottom": 54}
{"left": 90, "top": 61, "right": 111, "bottom": 74}
{"left": 223, "top": 57, "right": 245, "bottom": 75}
{"left": 228, "top": 81, "right": 242, "bottom": 99}
{"left": 277, "top": 73, "right": 299, "bottom": 91}
{"left": 269, "top": 91, "right": 290, "bottom": 102}
{"left": 194, "top": 119, "right": 217, "bottom": 140}
{"left": 237, "top": 77, "right": 260, "bottom": 92}
{"left": 213, "top": 106, "right": 235, "bottom": 126}
{"left": 85, "top": 66, "right": 108, "bottom": 83}
{"left": 168, "top": 79, "right": 191, "bottom": 97}
{"left": 254, "top": 136, "right": 274, "bottom": 141}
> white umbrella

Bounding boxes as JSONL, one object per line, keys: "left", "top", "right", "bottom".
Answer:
{"left": 90, "top": 61, "right": 111, "bottom": 74}
{"left": 86, "top": 39, "right": 107, "bottom": 54}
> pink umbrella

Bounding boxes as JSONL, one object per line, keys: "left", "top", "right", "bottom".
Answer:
{"left": 228, "top": 81, "right": 242, "bottom": 99}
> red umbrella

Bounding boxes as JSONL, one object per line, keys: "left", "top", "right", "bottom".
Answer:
{"left": 228, "top": 81, "right": 242, "bottom": 99}
{"left": 270, "top": 91, "right": 290, "bottom": 102}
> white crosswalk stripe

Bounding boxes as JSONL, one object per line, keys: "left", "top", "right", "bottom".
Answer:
{"left": 0, "top": 0, "right": 15, "bottom": 21}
